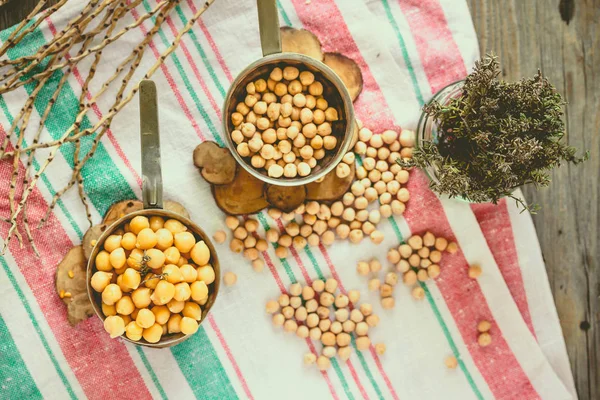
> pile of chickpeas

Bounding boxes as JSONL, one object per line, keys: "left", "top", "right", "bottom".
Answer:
{"left": 266, "top": 279, "right": 385, "bottom": 371}
{"left": 340, "top": 123, "right": 416, "bottom": 238}
{"left": 358, "top": 232, "right": 458, "bottom": 304}
{"left": 230, "top": 65, "right": 341, "bottom": 178}
{"left": 90, "top": 215, "right": 215, "bottom": 343}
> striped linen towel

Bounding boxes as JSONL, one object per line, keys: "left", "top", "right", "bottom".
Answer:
{"left": 0, "top": 0, "right": 578, "bottom": 399}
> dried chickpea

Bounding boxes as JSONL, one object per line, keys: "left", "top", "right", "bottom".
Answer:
{"left": 411, "top": 286, "right": 425, "bottom": 300}
{"left": 478, "top": 332, "right": 492, "bottom": 347}
{"left": 336, "top": 224, "right": 350, "bottom": 239}
{"left": 349, "top": 229, "right": 364, "bottom": 244}
{"left": 223, "top": 271, "right": 237, "bottom": 286}
{"left": 478, "top": 320, "right": 492, "bottom": 333}
{"left": 447, "top": 242, "right": 459, "bottom": 254}
{"left": 225, "top": 216, "right": 240, "bottom": 230}
{"left": 468, "top": 265, "right": 482, "bottom": 279}
{"left": 417, "top": 269, "right": 429, "bottom": 282}
{"left": 403, "top": 270, "right": 417, "bottom": 285}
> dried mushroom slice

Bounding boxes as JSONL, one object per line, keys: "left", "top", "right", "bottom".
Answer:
{"left": 67, "top": 292, "right": 95, "bottom": 326}
{"left": 55, "top": 246, "right": 88, "bottom": 306}
{"left": 280, "top": 26, "right": 323, "bottom": 60}
{"left": 103, "top": 199, "right": 143, "bottom": 226}
{"left": 306, "top": 162, "right": 355, "bottom": 202}
{"left": 213, "top": 168, "right": 268, "bottom": 215}
{"left": 164, "top": 200, "right": 191, "bottom": 219}
{"left": 265, "top": 184, "right": 307, "bottom": 212}
{"left": 323, "top": 53, "right": 363, "bottom": 102}
{"left": 193, "top": 141, "right": 237, "bottom": 185}
{"left": 82, "top": 224, "right": 108, "bottom": 260}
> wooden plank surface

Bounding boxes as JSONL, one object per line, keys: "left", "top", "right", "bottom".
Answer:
{"left": 1, "top": 0, "right": 598, "bottom": 399}
{"left": 466, "top": 1, "right": 599, "bottom": 398}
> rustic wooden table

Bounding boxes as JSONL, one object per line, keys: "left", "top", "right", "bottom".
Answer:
{"left": 1, "top": 0, "right": 597, "bottom": 398}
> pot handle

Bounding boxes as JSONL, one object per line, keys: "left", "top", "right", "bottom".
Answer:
{"left": 257, "top": 0, "right": 281, "bottom": 56}
{"left": 139, "top": 80, "right": 163, "bottom": 209}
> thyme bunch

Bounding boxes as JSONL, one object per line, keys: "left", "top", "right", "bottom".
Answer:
{"left": 137, "top": 250, "right": 168, "bottom": 286}
{"left": 404, "top": 54, "right": 588, "bottom": 212}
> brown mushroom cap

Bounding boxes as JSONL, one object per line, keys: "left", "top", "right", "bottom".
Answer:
{"left": 163, "top": 200, "right": 191, "bottom": 219}
{"left": 82, "top": 224, "right": 108, "bottom": 260}
{"left": 103, "top": 200, "right": 143, "bottom": 226}
{"left": 306, "top": 162, "right": 355, "bottom": 202}
{"left": 56, "top": 246, "right": 94, "bottom": 326}
{"left": 265, "top": 184, "right": 307, "bottom": 212}
{"left": 281, "top": 26, "right": 323, "bottom": 60}
{"left": 193, "top": 141, "right": 237, "bottom": 185}
{"left": 67, "top": 293, "right": 95, "bottom": 326}
{"left": 213, "top": 168, "right": 269, "bottom": 215}
{"left": 323, "top": 53, "right": 363, "bottom": 102}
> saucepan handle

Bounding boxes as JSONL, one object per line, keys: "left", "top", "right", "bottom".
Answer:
{"left": 257, "top": 0, "right": 281, "bottom": 56}
{"left": 139, "top": 80, "right": 164, "bottom": 209}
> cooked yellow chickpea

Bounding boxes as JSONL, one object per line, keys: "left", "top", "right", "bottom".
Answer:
{"left": 104, "top": 235, "right": 122, "bottom": 253}
{"left": 172, "top": 282, "right": 191, "bottom": 302}
{"left": 95, "top": 250, "right": 112, "bottom": 271}
{"left": 103, "top": 315, "right": 125, "bottom": 338}
{"left": 182, "top": 301, "right": 202, "bottom": 320}
{"left": 164, "top": 219, "right": 187, "bottom": 235}
{"left": 91, "top": 271, "right": 113, "bottom": 292}
{"left": 179, "top": 316, "right": 199, "bottom": 335}
{"left": 119, "top": 268, "right": 140, "bottom": 290}
{"left": 101, "top": 303, "right": 116, "bottom": 317}
{"left": 196, "top": 265, "right": 215, "bottom": 285}
{"left": 134, "top": 228, "right": 156, "bottom": 250}
{"left": 190, "top": 241, "right": 210, "bottom": 266}
{"left": 130, "top": 287, "right": 151, "bottom": 309}
{"left": 177, "top": 264, "right": 196, "bottom": 283}
{"left": 173, "top": 231, "right": 195, "bottom": 254}
{"left": 128, "top": 216, "right": 148, "bottom": 234}
{"left": 122, "top": 320, "right": 143, "bottom": 341}
{"left": 142, "top": 323, "right": 162, "bottom": 343}
{"left": 115, "top": 295, "right": 135, "bottom": 315}
{"left": 147, "top": 216, "right": 164, "bottom": 231}
{"left": 162, "top": 247, "right": 180, "bottom": 265}
{"left": 102, "top": 283, "right": 122, "bottom": 306}
{"left": 151, "top": 280, "right": 175, "bottom": 305}
{"left": 166, "top": 314, "right": 182, "bottom": 334}
{"left": 143, "top": 273, "right": 160, "bottom": 289}
{"left": 149, "top": 305, "right": 169, "bottom": 325}
{"left": 190, "top": 280, "right": 209, "bottom": 302}
{"left": 117, "top": 232, "right": 135, "bottom": 251}
{"left": 162, "top": 264, "right": 182, "bottom": 284}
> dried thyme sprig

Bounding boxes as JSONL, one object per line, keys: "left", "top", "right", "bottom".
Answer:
{"left": 404, "top": 54, "right": 588, "bottom": 212}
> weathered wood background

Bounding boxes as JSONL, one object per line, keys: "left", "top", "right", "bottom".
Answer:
{"left": 465, "top": 1, "right": 599, "bottom": 398}
{"left": 1, "top": 0, "right": 598, "bottom": 398}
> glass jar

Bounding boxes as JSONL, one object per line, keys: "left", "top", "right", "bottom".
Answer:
{"left": 416, "top": 80, "right": 485, "bottom": 203}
